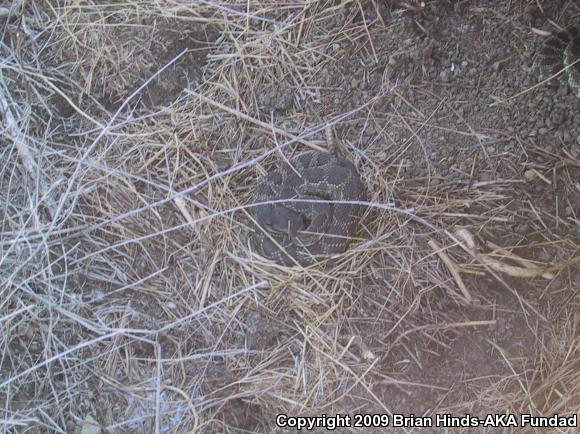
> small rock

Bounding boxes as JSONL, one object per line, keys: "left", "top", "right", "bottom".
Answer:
{"left": 550, "top": 110, "right": 564, "bottom": 126}
{"left": 66, "top": 420, "right": 76, "bottom": 433}
{"left": 515, "top": 223, "right": 529, "bottom": 235}
{"left": 79, "top": 414, "right": 101, "bottom": 434}
{"left": 524, "top": 169, "right": 535, "bottom": 181}
{"left": 561, "top": 131, "right": 571, "bottom": 143}
{"left": 480, "top": 172, "right": 492, "bottom": 182}
{"left": 258, "top": 86, "right": 293, "bottom": 112}
{"left": 557, "top": 85, "right": 569, "bottom": 96}
{"left": 440, "top": 69, "right": 450, "bottom": 82}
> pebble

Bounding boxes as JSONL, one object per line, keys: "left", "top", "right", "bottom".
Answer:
{"left": 91, "top": 291, "right": 105, "bottom": 302}
{"left": 550, "top": 110, "right": 564, "bottom": 126}
{"left": 480, "top": 172, "right": 492, "bottom": 182}
{"left": 557, "top": 85, "right": 569, "bottom": 96}
{"left": 524, "top": 170, "right": 535, "bottom": 181}
{"left": 515, "top": 223, "right": 529, "bottom": 234}
{"left": 561, "top": 131, "right": 571, "bottom": 143}
{"left": 66, "top": 420, "right": 76, "bottom": 433}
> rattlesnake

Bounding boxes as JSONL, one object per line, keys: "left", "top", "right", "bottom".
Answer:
{"left": 532, "top": 23, "right": 580, "bottom": 97}
{"left": 250, "top": 151, "right": 367, "bottom": 266}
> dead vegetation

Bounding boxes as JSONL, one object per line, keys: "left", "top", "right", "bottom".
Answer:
{"left": 1, "top": 0, "right": 578, "bottom": 433}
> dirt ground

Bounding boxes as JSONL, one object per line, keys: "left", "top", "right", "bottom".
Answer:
{"left": 1, "top": 0, "right": 579, "bottom": 433}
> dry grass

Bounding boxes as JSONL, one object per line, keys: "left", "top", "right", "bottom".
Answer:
{"left": 1, "top": 0, "right": 578, "bottom": 433}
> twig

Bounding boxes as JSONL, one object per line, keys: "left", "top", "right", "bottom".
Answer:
{"left": 455, "top": 229, "right": 577, "bottom": 279}
{"left": 428, "top": 239, "right": 472, "bottom": 301}
{"left": 486, "top": 241, "right": 555, "bottom": 279}
{"left": 0, "top": 75, "right": 58, "bottom": 220}
{"left": 186, "top": 89, "right": 326, "bottom": 152}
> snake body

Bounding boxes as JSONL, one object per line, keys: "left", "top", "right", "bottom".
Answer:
{"left": 532, "top": 23, "right": 580, "bottom": 98}
{"left": 251, "top": 151, "right": 366, "bottom": 266}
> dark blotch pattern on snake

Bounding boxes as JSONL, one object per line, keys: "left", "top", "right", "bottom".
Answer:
{"left": 250, "top": 151, "right": 367, "bottom": 266}
{"left": 532, "top": 23, "right": 580, "bottom": 98}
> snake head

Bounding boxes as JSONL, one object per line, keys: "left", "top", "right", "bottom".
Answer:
{"left": 274, "top": 192, "right": 330, "bottom": 246}
{"left": 260, "top": 206, "right": 303, "bottom": 236}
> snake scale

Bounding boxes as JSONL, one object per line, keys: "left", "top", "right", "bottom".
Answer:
{"left": 532, "top": 23, "right": 580, "bottom": 98}
{"left": 250, "top": 151, "right": 367, "bottom": 266}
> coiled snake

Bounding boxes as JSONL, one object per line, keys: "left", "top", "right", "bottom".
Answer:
{"left": 532, "top": 23, "right": 580, "bottom": 97}
{"left": 250, "top": 151, "right": 367, "bottom": 266}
